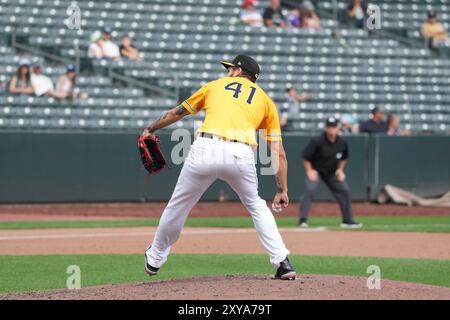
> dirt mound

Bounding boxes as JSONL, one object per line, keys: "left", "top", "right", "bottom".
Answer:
{"left": 3, "top": 275, "right": 450, "bottom": 300}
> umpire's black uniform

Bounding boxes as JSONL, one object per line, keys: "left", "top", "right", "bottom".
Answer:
{"left": 299, "top": 118, "right": 360, "bottom": 227}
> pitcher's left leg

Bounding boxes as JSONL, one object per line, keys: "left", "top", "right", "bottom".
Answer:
{"left": 222, "top": 163, "right": 290, "bottom": 268}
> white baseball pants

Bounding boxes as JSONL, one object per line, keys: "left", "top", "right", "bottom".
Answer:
{"left": 146, "top": 136, "right": 290, "bottom": 269}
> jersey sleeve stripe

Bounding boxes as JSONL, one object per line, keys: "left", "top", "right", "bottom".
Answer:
{"left": 183, "top": 100, "right": 195, "bottom": 113}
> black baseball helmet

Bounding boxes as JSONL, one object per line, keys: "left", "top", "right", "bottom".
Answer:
{"left": 220, "top": 54, "right": 260, "bottom": 81}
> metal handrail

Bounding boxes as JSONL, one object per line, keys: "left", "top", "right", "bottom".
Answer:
{"left": 10, "top": 28, "right": 73, "bottom": 65}
{"left": 71, "top": 45, "right": 181, "bottom": 102}
{"left": 314, "top": 1, "right": 426, "bottom": 49}
{"left": 107, "top": 67, "right": 178, "bottom": 100}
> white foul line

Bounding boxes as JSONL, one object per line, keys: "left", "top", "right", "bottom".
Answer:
{"left": 0, "top": 227, "right": 326, "bottom": 241}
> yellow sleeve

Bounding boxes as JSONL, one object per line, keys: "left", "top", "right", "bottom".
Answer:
{"left": 181, "top": 85, "right": 207, "bottom": 114}
{"left": 259, "top": 97, "right": 282, "bottom": 141}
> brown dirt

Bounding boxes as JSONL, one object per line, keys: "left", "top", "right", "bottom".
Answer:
{"left": 2, "top": 275, "right": 450, "bottom": 300}
{"left": 0, "top": 201, "right": 448, "bottom": 221}
{"left": 1, "top": 227, "right": 449, "bottom": 260}
{"left": 1, "top": 202, "right": 449, "bottom": 300}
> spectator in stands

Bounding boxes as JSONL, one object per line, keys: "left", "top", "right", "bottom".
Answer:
{"left": 280, "top": 86, "right": 312, "bottom": 128}
{"left": 101, "top": 27, "right": 121, "bottom": 60}
{"left": 240, "top": 0, "right": 264, "bottom": 27}
{"left": 286, "top": 7, "right": 301, "bottom": 28}
{"left": 421, "top": 11, "right": 449, "bottom": 50}
{"left": 300, "top": 8, "right": 321, "bottom": 29}
{"left": 120, "top": 35, "right": 142, "bottom": 61}
{"left": 9, "top": 60, "right": 34, "bottom": 95}
{"left": 387, "top": 114, "right": 412, "bottom": 136}
{"left": 263, "top": 0, "right": 286, "bottom": 28}
{"left": 30, "top": 65, "right": 56, "bottom": 97}
{"left": 346, "top": 0, "right": 368, "bottom": 29}
{"left": 340, "top": 114, "right": 358, "bottom": 134}
{"left": 88, "top": 30, "right": 104, "bottom": 59}
{"left": 53, "top": 64, "right": 87, "bottom": 100}
{"left": 359, "top": 106, "right": 388, "bottom": 134}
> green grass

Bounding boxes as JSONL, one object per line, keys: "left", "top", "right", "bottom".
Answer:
{"left": 0, "top": 216, "right": 450, "bottom": 233}
{"left": 0, "top": 254, "right": 449, "bottom": 294}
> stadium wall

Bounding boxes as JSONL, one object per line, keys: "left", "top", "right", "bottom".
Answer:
{"left": 0, "top": 132, "right": 448, "bottom": 203}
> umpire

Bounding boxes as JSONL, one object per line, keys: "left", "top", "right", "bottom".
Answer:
{"left": 299, "top": 117, "right": 362, "bottom": 229}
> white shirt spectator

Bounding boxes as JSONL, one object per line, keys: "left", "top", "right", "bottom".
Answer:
{"left": 88, "top": 42, "right": 103, "bottom": 59}
{"left": 31, "top": 73, "right": 54, "bottom": 96}
{"left": 30, "top": 65, "right": 54, "bottom": 96}
{"left": 88, "top": 31, "right": 104, "bottom": 59}
{"left": 102, "top": 40, "right": 120, "bottom": 59}
{"left": 240, "top": 9, "right": 264, "bottom": 26}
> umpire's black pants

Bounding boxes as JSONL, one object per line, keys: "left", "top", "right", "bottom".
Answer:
{"left": 299, "top": 174, "right": 354, "bottom": 223}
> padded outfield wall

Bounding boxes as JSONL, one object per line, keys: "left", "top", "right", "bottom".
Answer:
{"left": 0, "top": 131, "right": 448, "bottom": 203}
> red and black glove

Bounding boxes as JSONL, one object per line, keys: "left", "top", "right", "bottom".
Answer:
{"left": 138, "top": 135, "right": 166, "bottom": 174}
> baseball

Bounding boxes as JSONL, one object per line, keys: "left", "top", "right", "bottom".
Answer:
{"left": 272, "top": 202, "right": 283, "bottom": 213}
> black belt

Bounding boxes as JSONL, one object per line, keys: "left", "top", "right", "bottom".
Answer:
{"left": 199, "top": 132, "right": 240, "bottom": 143}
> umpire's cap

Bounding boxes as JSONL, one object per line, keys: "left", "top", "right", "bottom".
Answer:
{"left": 220, "top": 54, "right": 260, "bottom": 81}
{"left": 325, "top": 117, "right": 339, "bottom": 127}
{"left": 371, "top": 106, "right": 384, "bottom": 115}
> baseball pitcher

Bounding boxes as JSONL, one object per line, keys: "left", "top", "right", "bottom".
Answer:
{"left": 141, "top": 54, "right": 296, "bottom": 280}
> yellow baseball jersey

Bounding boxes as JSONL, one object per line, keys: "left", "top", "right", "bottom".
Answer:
{"left": 181, "top": 77, "right": 282, "bottom": 145}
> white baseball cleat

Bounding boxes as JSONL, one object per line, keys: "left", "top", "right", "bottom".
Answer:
{"left": 340, "top": 222, "right": 363, "bottom": 229}
{"left": 298, "top": 222, "right": 309, "bottom": 228}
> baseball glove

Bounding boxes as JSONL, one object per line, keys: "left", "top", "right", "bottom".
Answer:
{"left": 138, "top": 135, "right": 166, "bottom": 174}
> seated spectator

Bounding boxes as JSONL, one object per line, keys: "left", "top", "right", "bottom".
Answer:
{"left": 280, "top": 86, "right": 312, "bottom": 128}
{"left": 387, "top": 114, "right": 412, "bottom": 136}
{"left": 421, "top": 11, "right": 449, "bottom": 50}
{"left": 263, "top": 0, "right": 286, "bottom": 28}
{"left": 88, "top": 30, "right": 104, "bottom": 59}
{"left": 101, "top": 27, "right": 121, "bottom": 60}
{"left": 9, "top": 60, "right": 34, "bottom": 95}
{"left": 120, "top": 35, "right": 142, "bottom": 61}
{"left": 53, "top": 64, "right": 87, "bottom": 100}
{"left": 286, "top": 8, "right": 301, "bottom": 28}
{"left": 340, "top": 114, "right": 358, "bottom": 134}
{"left": 30, "top": 65, "right": 55, "bottom": 97}
{"left": 359, "top": 107, "right": 388, "bottom": 134}
{"left": 240, "top": 0, "right": 263, "bottom": 27}
{"left": 347, "top": 0, "right": 368, "bottom": 29}
{"left": 301, "top": 8, "right": 321, "bottom": 29}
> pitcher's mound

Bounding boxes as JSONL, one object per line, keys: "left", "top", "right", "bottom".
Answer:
{"left": 3, "top": 275, "right": 450, "bottom": 300}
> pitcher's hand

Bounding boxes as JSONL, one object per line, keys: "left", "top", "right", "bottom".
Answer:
{"left": 141, "top": 128, "right": 155, "bottom": 139}
{"left": 273, "top": 192, "right": 289, "bottom": 210}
